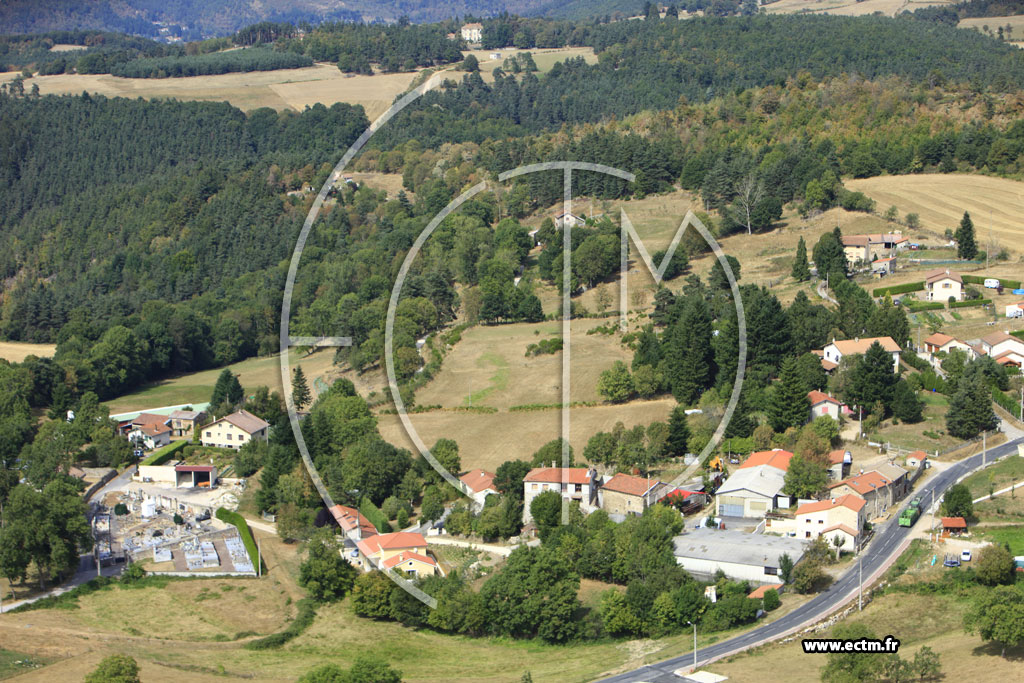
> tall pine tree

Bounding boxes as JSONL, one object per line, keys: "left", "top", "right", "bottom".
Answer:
{"left": 791, "top": 237, "right": 810, "bottom": 282}
{"left": 955, "top": 211, "right": 978, "bottom": 260}
{"left": 767, "top": 356, "right": 811, "bottom": 431}
{"left": 846, "top": 341, "right": 898, "bottom": 412}
{"left": 665, "top": 296, "right": 714, "bottom": 405}
{"left": 667, "top": 406, "right": 691, "bottom": 457}
{"left": 292, "top": 366, "right": 311, "bottom": 410}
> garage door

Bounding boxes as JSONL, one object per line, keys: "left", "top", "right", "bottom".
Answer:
{"left": 719, "top": 503, "right": 743, "bottom": 517}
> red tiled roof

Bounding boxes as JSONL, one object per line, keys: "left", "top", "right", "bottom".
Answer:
{"left": 602, "top": 473, "right": 661, "bottom": 497}
{"left": 941, "top": 516, "right": 967, "bottom": 529}
{"left": 747, "top": 583, "right": 783, "bottom": 599}
{"left": 796, "top": 494, "right": 866, "bottom": 516}
{"left": 738, "top": 450, "right": 794, "bottom": 473}
{"left": 828, "top": 471, "right": 891, "bottom": 495}
{"left": 821, "top": 359, "right": 839, "bottom": 371}
{"left": 381, "top": 551, "right": 437, "bottom": 570}
{"left": 808, "top": 390, "right": 841, "bottom": 406}
{"left": 175, "top": 465, "right": 214, "bottom": 473}
{"left": 357, "top": 532, "right": 428, "bottom": 558}
{"left": 138, "top": 424, "right": 170, "bottom": 436}
{"left": 925, "top": 268, "right": 962, "bottom": 284}
{"left": 828, "top": 449, "right": 847, "bottom": 464}
{"left": 460, "top": 469, "right": 497, "bottom": 494}
{"left": 923, "top": 332, "right": 955, "bottom": 347}
{"left": 828, "top": 336, "right": 901, "bottom": 354}
{"left": 329, "top": 504, "right": 377, "bottom": 537}
{"left": 133, "top": 412, "right": 169, "bottom": 427}
{"left": 821, "top": 523, "right": 859, "bottom": 537}
{"left": 523, "top": 467, "right": 592, "bottom": 485}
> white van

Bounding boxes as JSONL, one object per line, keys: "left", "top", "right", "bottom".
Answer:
{"left": 984, "top": 278, "right": 1000, "bottom": 289}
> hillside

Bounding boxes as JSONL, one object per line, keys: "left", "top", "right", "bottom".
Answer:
{"left": 0, "top": 1, "right": 579, "bottom": 38}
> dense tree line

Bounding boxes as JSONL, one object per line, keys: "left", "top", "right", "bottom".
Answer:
{"left": 109, "top": 47, "right": 312, "bottom": 78}
{"left": 379, "top": 14, "right": 1024, "bottom": 151}
{"left": 0, "top": 30, "right": 175, "bottom": 72}
{"left": 276, "top": 21, "right": 464, "bottom": 73}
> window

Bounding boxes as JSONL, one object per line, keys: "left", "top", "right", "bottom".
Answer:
{"left": 205, "top": 431, "right": 211, "bottom": 437}
{"left": 226, "top": 434, "right": 232, "bottom": 441}
{"left": 765, "top": 566, "right": 778, "bottom": 575}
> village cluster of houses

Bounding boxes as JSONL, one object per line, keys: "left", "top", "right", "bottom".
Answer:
{"left": 921, "top": 328, "right": 1024, "bottom": 369}
{"left": 329, "top": 504, "right": 441, "bottom": 578}
{"left": 123, "top": 408, "right": 270, "bottom": 451}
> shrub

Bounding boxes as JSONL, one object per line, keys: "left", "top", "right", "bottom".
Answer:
{"left": 949, "top": 298, "right": 991, "bottom": 309}
{"left": 140, "top": 439, "right": 188, "bottom": 466}
{"left": 359, "top": 497, "right": 392, "bottom": 533}
{"left": 762, "top": 588, "right": 781, "bottom": 611}
{"left": 114, "top": 502, "right": 128, "bottom": 515}
{"left": 873, "top": 281, "right": 924, "bottom": 297}
{"left": 215, "top": 507, "right": 263, "bottom": 573}
{"left": 905, "top": 301, "right": 944, "bottom": 312}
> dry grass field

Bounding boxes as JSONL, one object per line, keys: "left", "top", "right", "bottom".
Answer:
{"left": 959, "top": 14, "right": 1024, "bottom": 40}
{"left": 846, "top": 174, "right": 1024, "bottom": 255}
{"left": 414, "top": 320, "right": 631, "bottom": 410}
{"left": 0, "top": 65, "right": 418, "bottom": 117}
{"left": 0, "top": 528, "right": 796, "bottom": 683}
{"left": 461, "top": 47, "right": 597, "bottom": 84}
{"left": 102, "top": 348, "right": 337, "bottom": 414}
{"left": 0, "top": 340, "right": 56, "bottom": 362}
{"left": 765, "top": 0, "right": 955, "bottom": 17}
{"left": 379, "top": 399, "right": 676, "bottom": 471}
{"left": 2, "top": 47, "right": 598, "bottom": 116}
{"left": 711, "top": 584, "right": 1023, "bottom": 683}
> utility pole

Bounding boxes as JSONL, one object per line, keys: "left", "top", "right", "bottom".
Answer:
{"left": 686, "top": 621, "right": 697, "bottom": 671}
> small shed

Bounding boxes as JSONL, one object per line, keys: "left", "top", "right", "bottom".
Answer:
{"left": 941, "top": 516, "right": 967, "bottom": 535}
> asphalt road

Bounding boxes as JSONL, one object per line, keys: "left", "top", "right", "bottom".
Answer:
{"left": 596, "top": 435, "right": 1024, "bottom": 683}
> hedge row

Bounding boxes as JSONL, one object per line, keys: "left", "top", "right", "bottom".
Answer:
{"left": 993, "top": 388, "right": 1022, "bottom": 419}
{"left": 360, "top": 497, "right": 392, "bottom": 533}
{"left": 1013, "top": 331, "right": 1024, "bottom": 341}
{"left": 215, "top": 507, "right": 264, "bottom": 573}
{"left": 243, "top": 598, "right": 317, "bottom": 650}
{"left": 949, "top": 299, "right": 992, "bottom": 309}
{"left": 906, "top": 302, "right": 945, "bottom": 312}
{"left": 962, "top": 274, "right": 1022, "bottom": 289}
{"left": 140, "top": 439, "right": 188, "bottom": 466}
{"left": 873, "top": 281, "right": 924, "bottom": 297}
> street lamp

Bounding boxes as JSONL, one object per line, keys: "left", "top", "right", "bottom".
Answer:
{"left": 686, "top": 620, "right": 697, "bottom": 671}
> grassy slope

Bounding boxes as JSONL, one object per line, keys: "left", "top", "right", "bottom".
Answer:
{"left": 101, "top": 348, "right": 336, "bottom": 414}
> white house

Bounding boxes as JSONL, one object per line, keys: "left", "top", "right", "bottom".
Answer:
{"left": 1005, "top": 302, "right": 1024, "bottom": 319}
{"left": 925, "top": 268, "right": 963, "bottom": 302}
{"left": 460, "top": 22, "right": 482, "bottom": 43}
{"left": 820, "top": 336, "right": 901, "bottom": 373}
{"left": 978, "top": 331, "right": 1024, "bottom": 368}
{"left": 459, "top": 469, "right": 498, "bottom": 510}
{"left": 199, "top": 410, "right": 269, "bottom": 449}
{"left": 672, "top": 529, "right": 807, "bottom": 584}
{"left": 808, "top": 390, "right": 843, "bottom": 422}
{"left": 553, "top": 211, "right": 585, "bottom": 229}
{"left": 793, "top": 494, "right": 866, "bottom": 552}
{"left": 522, "top": 467, "right": 600, "bottom": 522}
{"left": 128, "top": 423, "right": 171, "bottom": 450}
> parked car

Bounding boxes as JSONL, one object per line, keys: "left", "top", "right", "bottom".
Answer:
{"left": 961, "top": 549, "right": 972, "bottom": 562}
